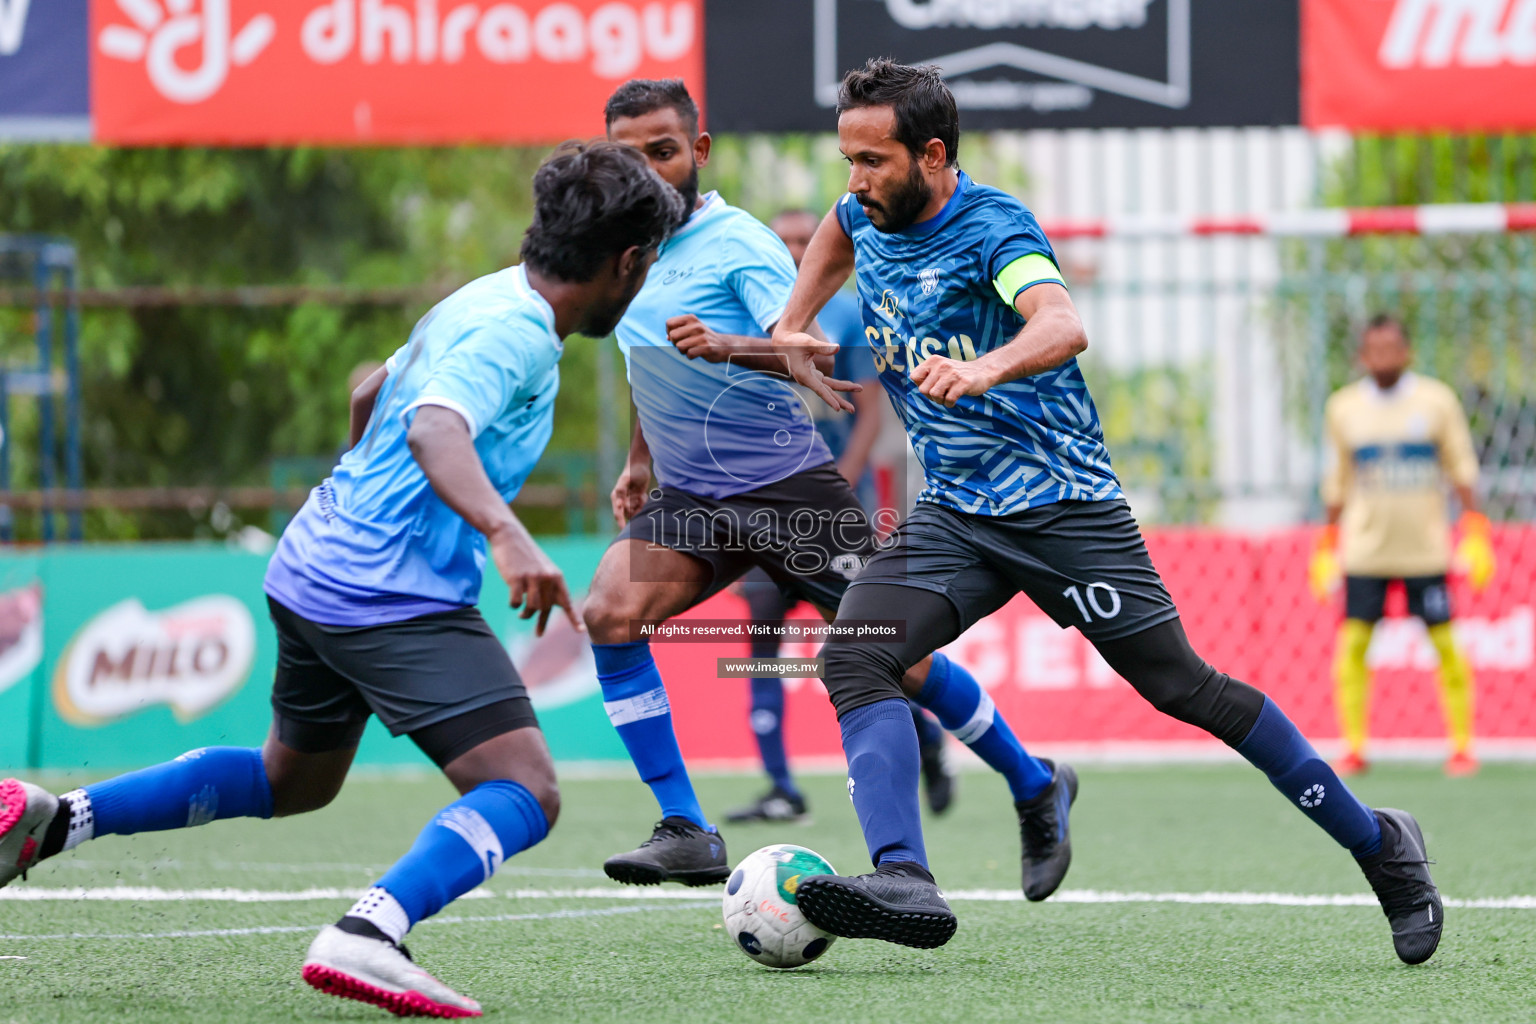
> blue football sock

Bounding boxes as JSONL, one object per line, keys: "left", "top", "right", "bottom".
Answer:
{"left": 916, "top": 653, "right": 1053, "bottom": 801}
{"left": 908, "top": 701, "right": 945, "bottom": 752}
{"left": 83, "top": 746, "right": 273, "bottom": 837}
{"left": 1236, "top": 697, "right": 1382, "bottom": 857}
{"left": 841, "top": 698, "right": 927, "bottom": 869}
{"left": 594, "top": 640, "right": 709, "bottom": 829}
{"left": 749, "top": 677, "right": 800, "bottom": 797}
{"left": 368, "top": 780, "right": 549, "bottom": 937}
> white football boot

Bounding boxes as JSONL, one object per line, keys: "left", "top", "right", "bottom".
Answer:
{"left": 0, "top": 778, "right": 58, "bottom": 887}
{"left": 302, "top": 924, "right": 483, "bottom": 1018}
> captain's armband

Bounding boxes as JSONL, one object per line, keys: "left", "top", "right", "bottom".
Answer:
{"left": 992, "top": 254, "right": 1066, "bottom": 306}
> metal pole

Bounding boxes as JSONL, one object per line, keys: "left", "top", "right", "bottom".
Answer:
{"left": 64, "top": 257, "right": 83, "bottom": 541}
{"left": 34, "top": 250, "right": 55, "bottom": 542}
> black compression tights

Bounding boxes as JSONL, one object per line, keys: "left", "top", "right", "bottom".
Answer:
{"left": 822, "top": 584, "right": 1265, "bottom": 746}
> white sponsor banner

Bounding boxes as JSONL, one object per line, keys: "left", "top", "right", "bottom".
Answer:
{"left": 53, "top": 595, "right": 256, "bottom": 725}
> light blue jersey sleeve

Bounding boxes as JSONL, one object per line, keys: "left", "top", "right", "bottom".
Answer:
{"left": 720, "top": 222, "right": 799, "bottom": 332}
{"left": 405, "top": 319, "right": 546, "bottom": 438}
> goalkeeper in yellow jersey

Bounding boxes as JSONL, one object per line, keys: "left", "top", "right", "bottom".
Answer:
{"left": 1311, "top": 314, "right": 1495, "bottom": 778}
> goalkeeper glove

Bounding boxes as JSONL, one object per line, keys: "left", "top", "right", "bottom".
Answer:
{"left": 1454, "top": 511, "right": 1496, "bottom": 591}
{"left": 1308, "top": 524, "right": 1341, "bottom": 602}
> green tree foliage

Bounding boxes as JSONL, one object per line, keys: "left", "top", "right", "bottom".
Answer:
{"left": 0, "top": 144, "right": 644, "bottom": 538}
{"left": 0, "top": 133, "right": 1069, "bottom": 539}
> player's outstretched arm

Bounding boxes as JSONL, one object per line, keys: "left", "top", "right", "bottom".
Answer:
{"left": 778, "top": 207, "right": 856, "bottom": 335}
{"left": 667, "top": 314, "right": 835, "bottom": 374}
{"left": 407, "top": 405, "right": 580, "bottom": 635}
{"left": 611, "top": 416, "right": 651, "bottom": 528}
{"left": 911, "top": 283, "right": 1086, "bottom": 407}
{"left": 771, "top": 207, "right": 862, "bottom": 413}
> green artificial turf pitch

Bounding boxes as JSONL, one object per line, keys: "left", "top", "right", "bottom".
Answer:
{"left": 2, "top": 764, "right": 1533, "bottom": 1023}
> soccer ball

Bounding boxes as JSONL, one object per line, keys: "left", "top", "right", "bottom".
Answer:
{"left": 722, "top": 844, "right": 837, "bottom": 969}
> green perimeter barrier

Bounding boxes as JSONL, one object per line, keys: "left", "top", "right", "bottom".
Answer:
{"left": 0, "top": 539, "right": 628, "bottom": 771}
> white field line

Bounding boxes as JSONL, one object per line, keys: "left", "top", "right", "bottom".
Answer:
{"left": 47, "top": 860, "right": 608, "bottom": 878}
{"left": 958, "top": 889, "right": 1536, "bottom": 910}
{"left": 3, "top": 885, "right": 1535, "bottom": 911}
{"left": 0, "top": 886, "right": 499, "bottom": 903}
{"left": 0, "top": 902, "right": 716, "bottom": 942}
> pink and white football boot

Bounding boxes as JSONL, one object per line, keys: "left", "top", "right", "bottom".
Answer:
{"left": 0, "top": 778, "right": 57, "bottom": 887}
{"left": 302, "top": 924, "right": 483, "bottom": 1018}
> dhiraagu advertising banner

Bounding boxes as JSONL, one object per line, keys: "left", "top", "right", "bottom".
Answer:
{"left": 0, "top": 539, "right": 626, "bottom": 772}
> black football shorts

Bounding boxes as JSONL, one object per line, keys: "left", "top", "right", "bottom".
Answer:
{"left": 268, "top": 597, "right": 538, "bottom": 767}
{"left": 1345, "top": 574, "right": 1453, "bottom": 626}
{"left": 848, "top": 498, "right": 1180, "bottom": 643}
{"left": 615, "top": 461, "right": 875, "bottom": 613}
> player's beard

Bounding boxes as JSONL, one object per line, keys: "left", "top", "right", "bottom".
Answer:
{"left": 672, "top": 163, "right": 700, "bottom": 226}
{"left": 861, "top": 160, "right": 933, "bottom": 233}
{"left": 582, "top": 260, "right": 652, "bottom": 338}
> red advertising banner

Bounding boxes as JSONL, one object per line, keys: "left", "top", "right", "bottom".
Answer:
{"left": 1303, "top": 0, "right": 1536, "bottom": 131}
{"left": 90, "top": 0, "right": 703, "bottom": 144}
{"left": 653, "top": 527, "right": 1536, "bottom": 763}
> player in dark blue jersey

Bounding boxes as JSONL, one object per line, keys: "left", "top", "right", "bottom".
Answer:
{"left": 724, "top": 209, "right": 954, "bottom": 826}
{"left": 583, "top": 80, "right": 1063, "bottom": 895}
{"left": 772, "top": 59, "right": 1442, "bottom": 964}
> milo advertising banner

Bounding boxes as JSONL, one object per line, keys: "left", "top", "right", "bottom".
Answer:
{"left": 0, "top": 541, "right": 628, "bottom": 772}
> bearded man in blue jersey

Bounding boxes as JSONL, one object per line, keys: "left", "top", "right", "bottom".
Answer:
{"left": 725, "top": 208, "right": 955, "bottom": 827}
{"left": 772, "top": 59, "right": 1444, "bottom": 965}
{"left": 585, "top": 79, "right": 1072, "bottom": 899}
{"left": 0, "top": 143, "right": 681, "bottom": 1018}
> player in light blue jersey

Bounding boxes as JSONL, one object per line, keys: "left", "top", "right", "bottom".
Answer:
{"left": 582, "top": 80, "right": 1061, "bottom": 894}
{"left": 772, "top": 59, "right": 1443, "bottom": 964}
{"left": 0, "top": 143, "right": 683, "bottom": 1018}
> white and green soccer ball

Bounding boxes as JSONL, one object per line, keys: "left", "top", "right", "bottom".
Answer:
{"left": 722, "top": 844, "right": 837, "bottom": 969}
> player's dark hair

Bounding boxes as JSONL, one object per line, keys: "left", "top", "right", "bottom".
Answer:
{"left": 604, "top": 78, "right": 700, "bottom": 136}
{"left": 521, "top": 141, "right": 683, "bottom": 283}
{"left": 1365, "top": 313, "right": 1411, "bottom": 344}
{"left": 837, "top": 58, "right": 960, "bottom": 167}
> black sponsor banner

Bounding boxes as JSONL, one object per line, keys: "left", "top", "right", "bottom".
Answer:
{"left": 704, "top": 0, "right": 1297, "bottom": 131}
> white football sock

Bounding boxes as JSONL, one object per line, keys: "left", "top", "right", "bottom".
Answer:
{"left": 60, "top": 789, "right": 94, "bottom": 852}
{"left": 345, "top": 886, "right": 411, "bottom": 944}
